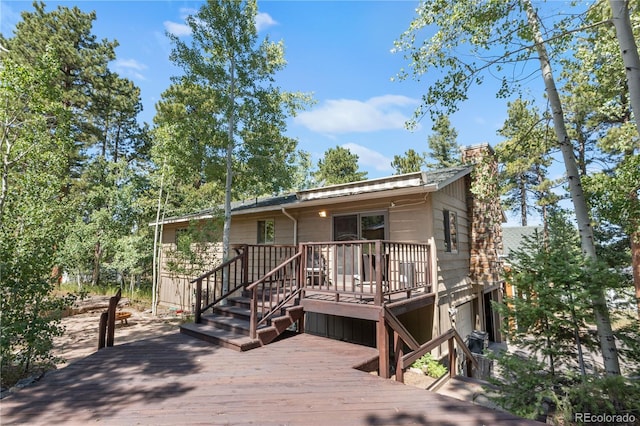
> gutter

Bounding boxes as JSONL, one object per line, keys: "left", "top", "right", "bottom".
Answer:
{"left": 281, "top": 207, "right": 297, "bottom": 245}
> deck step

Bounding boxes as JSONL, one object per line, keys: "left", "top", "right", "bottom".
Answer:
{"left": 183, "top": 296, "right": 304, "bottom": 351}
{"left": 213, "top": 304, "right": 251, "bottom": 320}
{"left": 201, "top": 314, "right": 252, "bottom": 335}
{"left": 180, "top": 322, "right": 261, "bottom": 352}
{"left": 227, "top": 296, "right": 251, "bottom": 309}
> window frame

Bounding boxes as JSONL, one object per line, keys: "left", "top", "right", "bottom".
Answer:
{"left": 443, "top": 210, "right": 458, "bottom": 253}
{"left": 332, "top": 211, "right": 388, "bottom": 241}
{"left": 257, "top": 219, "right": 275, "bottom": 244}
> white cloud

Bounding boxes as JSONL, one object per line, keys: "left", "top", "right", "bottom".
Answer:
{"left": 164, "top": 21, "right": 192, "bottom": 37}
{"left": 179, "top": 7, "right": 198, "bottom": 19}
{"left": 343, "top": 143, "right": 394, "bottom": 173}
{"left": 294, "top": 95, "right": 418, "bottom": 134}
{"left": 113, "top": 58, "right": 148, "bottom": 81}
{"left": 256, "top": 12, "right": 278, "bottom": 32}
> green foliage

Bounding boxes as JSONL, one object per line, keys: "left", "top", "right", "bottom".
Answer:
{"left": 315, "top": 146, "right": 367, "bottom": 185}
{"left": 491, "top": 210, "right": 640, "bottom": 421}
{"left": 426, "top": 115, "right": 460, "bottom": 169}
{"left": 59, "top": 157, "right": 149, "bottom": 287}
{"left": 0, "top": 47, "right": 76, "bottom": 387}
{"left": 391, "top": 149, "right": 425, "bottom": 174}
{"left": 495, "top": 99, "right": 557, "bottom": 225}
{"left": 0, "top": 2, "right": 118, "bottom": 161}
{"left": 488, "top": 352, "right": 557, "bottom": 420}
{"left": 392, "top": 0, "right": 575, "bottom": 124}
{"left": 410, "top": 353, "right": 447, "bottom": 378}
{"left": 499, "top": 212, "right": 600, "bottom": 371}
{"left": 585, "top": 154, "right": 640, "bottom": 241}
{"left": 557, "top": 375, "right": 640, "bottom": 422}
{"left": 165, "top": 220, "right": 223, "bottom": 277}
{"left": 164, "top": 0, "right": 312, "bottom": 201}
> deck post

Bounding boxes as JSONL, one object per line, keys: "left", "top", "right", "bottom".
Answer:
{"left": 106, "top": 289, "right": 121, "bottom": 347}
{"left": 242, "top": 244, "right": 249, "bottom": 286}
{"left": 394, "top": 331, "right": 404, "bottom": 383}
{"left": 98, "top": 312, "right": 107, "bottom": 349}
{"left": 448, "top": 337, "right": 456, "bottom": 378}
{"left": 374, "top": 240, "right": 382, "bottom": 305}
{"left": 195, "top": 279, "right": 202, "bottom": 324}
{"left": 249, "top": 287, "right": 258, "bottom": 339}
{"left": 377, "top": 308, "right": 390, "bottom": 378}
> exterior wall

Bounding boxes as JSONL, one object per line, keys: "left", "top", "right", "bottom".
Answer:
{"left": 430, "top": 177, "right": 477, "bottom": 353}
{"left": 154, "top": 178, "right": 488, "bottom": 352}
{"left": 157, "top": 222, "right": 223, "bottom": 310}
{"left": 230, "top": 212, "right": 295, "bottom": 245}
{"left": 295, "top": 193, "right": 433, "bottom": 244}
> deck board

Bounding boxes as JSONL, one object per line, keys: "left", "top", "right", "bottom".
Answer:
{"left": 1, "top": 332, "right": 538, "bottom": 425}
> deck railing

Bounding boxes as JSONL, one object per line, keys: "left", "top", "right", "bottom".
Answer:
{"left": 247, "top": 251, "right": 303, "bottom": 339}
{"left": 303, "top": 240, "right": 433, "bottom": 305}
{"left": 192, "top": 244, "right": 298, "bottom": 324}
{"left": 387, "top": 307, "right": 479, "bottom": 384}
{"left": 192, "top": 241, "right": 433, "bottom": 328}
{"left": 192, "top": 245, "right": 248, "bottom": 323}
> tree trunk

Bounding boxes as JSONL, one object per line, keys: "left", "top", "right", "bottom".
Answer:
{"left": 608, "top": 0, "right": 640, "bottom": 320}
{"left": 0, "top": 137, "right": 12, "bottom": 227}
{"left": 92, "top": 240, "right": 102, "bottom": 287}
{"left": 519, "top": 178, "right": 527, "bottom": 226}
{"left": 523, "top": 0, "right": 621, "bottom": 376}
{"left": 633, "top": 231, "right": 640, "bottom": 318}
{"left": 608, "top": 0, "right": 640, "bottom": 138}
{"left": 222, "top": 57, "right": 236, "bottom": 297}
{"left": 151, "top": 163, "right": 166, "bottom": 317}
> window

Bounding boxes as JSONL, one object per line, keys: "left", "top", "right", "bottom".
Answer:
{"left": 333, "top": 213, "right": 387, "bottom": 275}
{"left": 443, "top": 210, "right": 458, "bottom": 253}
{"left": 257, "top": 219, "right": 275, "bottom": 244}
{"left": 333, "top": 213, "right": 386, "bottom": 241}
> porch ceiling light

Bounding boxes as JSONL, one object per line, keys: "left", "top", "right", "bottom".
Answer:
{"left": 318, "top": 210, "right": 327, "bottom": 218}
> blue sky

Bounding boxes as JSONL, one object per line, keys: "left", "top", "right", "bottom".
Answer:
{"left": 2, "top": 0, "right": 531, "bottom": 180}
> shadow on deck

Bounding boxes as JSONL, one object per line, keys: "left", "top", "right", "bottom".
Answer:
{"left": 1, "top": 332, "right": 538, "bottom": 425}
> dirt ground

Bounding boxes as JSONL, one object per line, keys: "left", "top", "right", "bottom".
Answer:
{"left": 51, "top": 296, "right": 185, "bottom": 368}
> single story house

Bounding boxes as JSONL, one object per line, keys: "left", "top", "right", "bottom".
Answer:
{"left": 152, "top": 143, "right": 505, "bottom": 377}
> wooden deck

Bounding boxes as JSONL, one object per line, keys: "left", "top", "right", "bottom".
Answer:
{"left": 1, "top": 333, "right": 538, "bottom": 425}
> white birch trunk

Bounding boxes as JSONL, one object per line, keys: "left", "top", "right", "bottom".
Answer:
{"left": 222, "top": 57, "right": 236, "bottom": 297}
{"left": 523, "top": 0, "right": 621, "bottom": 376}
{"left": 608, "top": 0, "right": 640, "bottom": 138}
{"left": 608, "top": 0, "right": 640, "bottom": 320}
{"left": 151, "top": 165, "right": 166, "bottom": 317}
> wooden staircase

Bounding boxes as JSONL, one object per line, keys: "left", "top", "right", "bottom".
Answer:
{"left": 180, "top": 294, "right": 304, "bottom": 352}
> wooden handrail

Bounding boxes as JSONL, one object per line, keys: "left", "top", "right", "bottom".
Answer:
{"left": 246, "top": 252, "right": 302, "bottom": 291}
{"left": 383, "top": 306, "right": 419, "bottom": 350}
{"left": 248, "top": 252, "right": 302, "bottom": 339}
{"left": 301, "top": 240, "right": 432, "bottom": 303}
{"left": 190, "top": 245, "right": 247, "bottom": 284}
{"left": 401, "top": 329, "right": 455, "bottom": 368}
{"left": 392, "top": 327, "right": 479, "bottom": 383}
{"left": 194, "top": 246, "right": 247, "bottom": 323}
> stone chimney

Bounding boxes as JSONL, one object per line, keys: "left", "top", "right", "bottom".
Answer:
{"left": 461, "top": 144, "right": 504, "bottom": 286}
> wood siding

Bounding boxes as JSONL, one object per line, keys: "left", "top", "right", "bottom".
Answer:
{"left": 156, "top": 180, "right": 476, "bottom": 350}
{"left": 430, "top": 178, "right": 477, "bottom": 352}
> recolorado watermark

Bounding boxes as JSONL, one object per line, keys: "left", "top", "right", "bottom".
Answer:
{"left": 574, "top": 412, "right": 636, "bottom": 424}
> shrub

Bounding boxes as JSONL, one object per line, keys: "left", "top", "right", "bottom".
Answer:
{"left": 411, "top": 353, "right": 447, "bottom": 378}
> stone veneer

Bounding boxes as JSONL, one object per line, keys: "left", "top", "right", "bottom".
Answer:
{"left": 461, "top": 144, "right": 504, "bottom": 286}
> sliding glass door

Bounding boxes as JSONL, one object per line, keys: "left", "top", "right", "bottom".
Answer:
{"left": 332, "top": 212, "right": 386, "bottom": 279}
